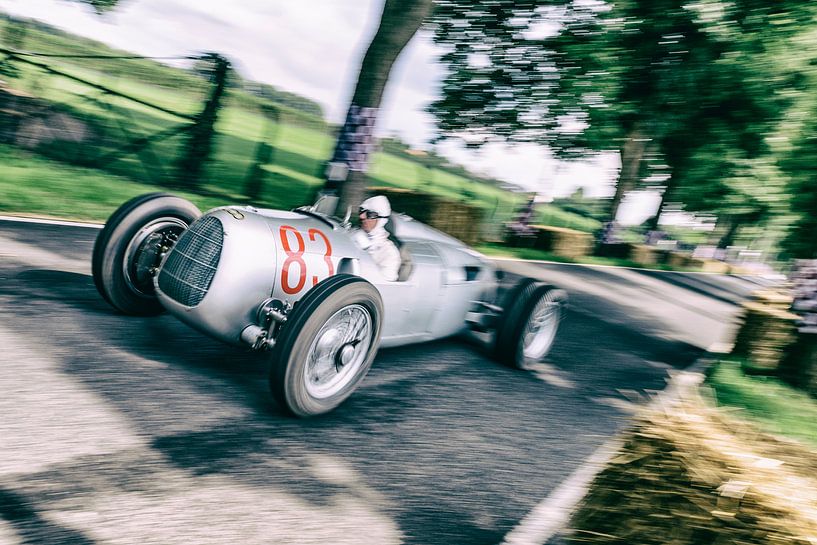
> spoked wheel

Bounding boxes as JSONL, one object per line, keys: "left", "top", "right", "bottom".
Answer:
{"left": 493, "top": 279, "right": 567, "bottom": 369}
{"left": 92, "top": 193, "right": 201, "bottom": 315}
{"left": 270, "top": 274, "right": 383, "bottom": 417}
{"left": 303, "top": 304, "right": 374, "bottom": 400}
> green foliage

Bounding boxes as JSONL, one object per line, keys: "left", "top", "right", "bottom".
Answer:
{"left": 0, "top": 15, "right": 210, "bottom": 95}
{"left": 378, "top": 136, "right": 507, "bottom": 187}
{"left": 240, "top": 81, "right": 324, "bottom": 119}
{"left": 0, "top": 12, "right": 612, "bottom": 234}
{"left": 551, "top": 189, "right": 610, "bottom": 223}
{"left": 533, "top": 203, "right": 601, "bottom": 232}
{"left": 777, "top": 34, "right": 817, "bottom": 258}
{"left": 707, "top": 359, "right": 817, "bottom": 447}
{"left": 431, "top": 0, "right": 814, "bottom": 237}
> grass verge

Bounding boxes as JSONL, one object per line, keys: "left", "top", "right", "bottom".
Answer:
{"left": 706, "top": 359, "right": 817, "bottom": 448}
{"left": 476, "top": 242, "right": 683, "bottom": 270}
{"left": 0, "top": 145, "right": 227, "bottom": 221}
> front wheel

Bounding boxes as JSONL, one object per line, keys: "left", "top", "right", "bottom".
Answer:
{"left": 269, "top": 274, "right": 383, "bottom": 417}
{"left": 92, "top": 193, "right": 201, "bottom": 315}
{"left": 493, "top": 280, "right": 567, "bottom": 369}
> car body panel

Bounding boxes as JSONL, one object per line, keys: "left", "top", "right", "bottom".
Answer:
{"left": 154, "top": 205, "right": 498, "bottom": 348}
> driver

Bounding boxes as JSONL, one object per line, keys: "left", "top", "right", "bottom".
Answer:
{"left": 355, "top": 195, "right": 401, "bottom": 281}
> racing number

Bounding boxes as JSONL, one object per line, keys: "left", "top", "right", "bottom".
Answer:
{"left": 279, "top": 226, "right": 306, "bottom": 294}
{"left": 278, "top": 226, "right": 334, "bottom": 295}
{"left": 308, "top": 228, "right": 334, "bottom": 284}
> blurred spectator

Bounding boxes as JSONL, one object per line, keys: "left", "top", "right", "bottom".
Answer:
{"left": 645, "top": 230, "right": 667, "bottom": 246}
{"left": 506, "top": 194, "right": 536, "bottom": 238}
{"left": 598, "top": 220, "right": 620, "bottom": 245}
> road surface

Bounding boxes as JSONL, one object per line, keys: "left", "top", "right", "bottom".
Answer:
{"left": 0, "top": 217, "right": 767, "bottom": 545}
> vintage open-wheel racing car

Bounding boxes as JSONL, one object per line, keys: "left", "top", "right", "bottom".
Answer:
{"left": 92, "top": 193, "right": 567, "bottom": 417}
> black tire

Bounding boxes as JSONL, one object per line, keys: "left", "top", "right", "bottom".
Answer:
{"left": 269, "top": 274, "right": 383, "bottom": 417}
{"left": 493, "top": 279, "right": 567, "bottom": 369}
{"left": 92, "top": 193, "right": 201, "bottom": 315}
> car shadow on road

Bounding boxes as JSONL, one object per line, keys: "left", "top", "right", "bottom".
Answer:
{"left": 1, "top": 269, "right": 113, "bottom": 313}
{"left": 0, "top": 266, "right": 706, "bottom": 417}
{"left": 0, "top": 486, "right": 95, "bottom": 544}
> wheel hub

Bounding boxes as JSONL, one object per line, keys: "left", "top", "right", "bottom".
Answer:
{"left": 522, "top": 295, "right": 560, "bottom": 361}
{"left": 304, "top": 304, "right": 373, "bottom": 399}
{"left": 336, "top": 343, "right": 356, "bottom": 369}
{"left": 123, "top": 218, "right": 187, "bottom": 296}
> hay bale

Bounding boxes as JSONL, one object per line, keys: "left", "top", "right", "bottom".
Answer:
{"left": 524, "top": 225, "right": 593, "bottom": 259}
{"left": 550, "top": 227, "right": 593, "bottom": 259}
{"left": 700, "top": 260, "right": 730, "bottom": 274}
{"left": 565, "top": 388, "right": 817, "bottom": 545}
{"left": 667, "top": 252, "right": 697, "bottom": 270}
{"left": 631, "top": 245, "right": 662, "bottom": 266}
{"left": 731, "top": 301, "right": 799, "bottom": 374}
{"left": 368, "top": 187, "right": 483, "bottom": 245}
{"left": 752, "top": 288, "right": 795, "bottom": 311}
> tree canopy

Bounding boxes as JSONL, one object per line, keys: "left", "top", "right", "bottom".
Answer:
{"left": 430, "top": 0, "right": 813, "bottom": 228}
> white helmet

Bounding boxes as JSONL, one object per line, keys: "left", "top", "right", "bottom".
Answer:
{"left": 360, "top": 195, "right": 391, "bottom": 229}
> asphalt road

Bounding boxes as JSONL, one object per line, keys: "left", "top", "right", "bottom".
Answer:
{"left": 0, "top": 218, "right": 769, "bottom": 545}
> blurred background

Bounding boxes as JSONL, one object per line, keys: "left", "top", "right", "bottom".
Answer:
{"left": 0, "top": 0, "right": 814, "bottom": 271}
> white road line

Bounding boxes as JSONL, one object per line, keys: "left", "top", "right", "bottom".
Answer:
{"left": 500, "top": 437, "right": 623, "bottom": 545}
{"left": 0, "top": 215, "right": 103, "bottom": 229}
{"left": 501, "top": 360, "right": 714, "bottom": 545}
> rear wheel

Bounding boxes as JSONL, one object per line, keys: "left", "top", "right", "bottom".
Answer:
{"left": 92, "top": 193, "right": 201, "bottom": 315}
{"left": 269, "top": 274, "right": 383, "bottom": 417}
{"left": 493, "top": 279, "right": 566, "bottom": 369}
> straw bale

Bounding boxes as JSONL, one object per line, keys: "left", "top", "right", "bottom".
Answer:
{"left": 731, "top": 301, "right": 799, "bottom": 374}
{"left": 529, "top": 225, "right": 593, "bottom": 259}
{"left": 701, "top": 260, "right": 731, "bottom": 274}
{"left": 631, "top": 245, "right": 661, "bottom": 266}
{"left": 752, "top": 289, "right": 795, "bottom": 310}
{"left": 667, "top": 252, "right": 690, "bottom": 269}
{"left": 564, "top": 387, "right": 817, "bottom": 545}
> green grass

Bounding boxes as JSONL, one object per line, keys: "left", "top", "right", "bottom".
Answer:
{"left": 0, "top": 145, "right": 226, "bottom": 221}
{"left": 476, "top": 243, "right": 578, "bottom": 263}
{"left": 534, "top": 204, "right": 601, "bottom": 233}
{"left": 5, "top": 63, "right": 527, "bottom": 217}
{"left": 476, "top": 241, "right": 685, "bottom": 269}
{"left": 0, "top": 15, "right": 600, "bottom": 234}
{"left": 707, "top": 359, "right": 817, "bottom": 448}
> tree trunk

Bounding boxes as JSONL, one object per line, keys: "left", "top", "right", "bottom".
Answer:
{"left": 718, "top": 217, "right": 741, "bottom": 249}
{"left": 175, "top": 54, "right": 230, "bottom": 189}
{"left": 645, "top": 178, "right": 674, "bottom": 231}
{"left": 609, "top": 122, "right": 648, "bottom": 223}
{"left": 323, "top": 0, "right": 434, "bottom": 214}
{"left": 709, "top": 215, "right": 738, "bottom": 249}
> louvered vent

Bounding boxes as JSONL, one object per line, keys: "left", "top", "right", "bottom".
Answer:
{"left": 158, "top": 216, "right": 223, "bottom": 307}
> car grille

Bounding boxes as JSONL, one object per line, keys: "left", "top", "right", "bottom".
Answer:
{"left": 158, "top": 216, "right": 223, "bottom": 307}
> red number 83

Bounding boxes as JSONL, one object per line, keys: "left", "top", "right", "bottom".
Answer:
{"left": 279, "top": 225, "right": 334, "bottom": 295}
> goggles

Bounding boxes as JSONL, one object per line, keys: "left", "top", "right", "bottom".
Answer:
{"left": 359, "top": 208, "right": 383, "bottom": 220}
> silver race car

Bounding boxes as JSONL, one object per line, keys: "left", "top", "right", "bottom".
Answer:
{"left": 92, "top": 193, "right": 566, "bottom": 417}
